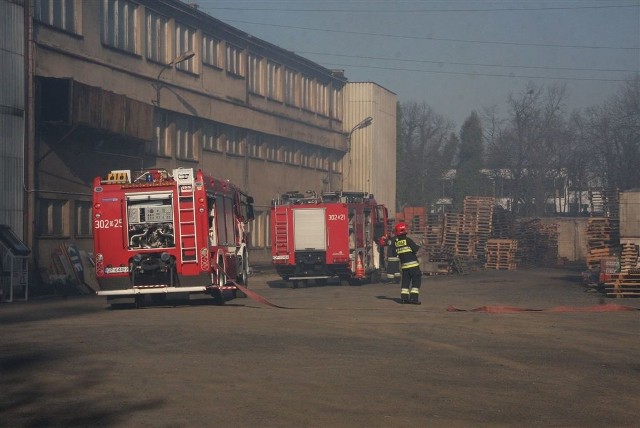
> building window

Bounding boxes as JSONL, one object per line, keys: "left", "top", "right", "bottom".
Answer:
{"left": 226, "top": 43, "right": 244, "bottom": 77}
{"left": 35, "top": 0, "right": 77, "bottom": 33}
{"left": 146, "top": 10, "right": 167, "bottom": 63}
{"left": 75, "top": 201, "right": 92, "bottom": 236}
{"left": 248, "top": 54, "right": 264, "bottom": 95}
{"left": 37, "top": 199, "right": 67, "bottom": 236}
{"left": 301, "top": 76, "right": 314, "bottom": 111}
{"left": 175, "top": 116, "right": 197, "bottom": 161}
{"left": 267, "top": 61, "right": 281, "bottom": 101}
{"left": 175, "top": 22, "right": 196, "bottom": 73}
{"left": 202, "top": 122, "right": 223, "bottom": 152}
{"left": 226, "top": 128, "right": 244, "bottom": 155}
{"left": 317, "top": 83, "right": 328, "bottom": 116}
{"left": 285, "top": 68, "right": 297, "bottom": 106}
{"left": 248, "top": 210, "right": 269, "bottom": 248}
{"left": 202, "top": 34, "right": 222, "bottom": 68}
{"left": 102, "top": 0, "right": 138, "bottom": 53}
{"left": 265, "top": 137, "right": 277, "bottom": 161}
{"left": 147, "top": 111, "right": 170, "bottom": 156}
{"left": 331, "top": 87, "right": 343, "bottom": 120}
{"left": 247, "top": 133, "right": 263, "bottom": 158}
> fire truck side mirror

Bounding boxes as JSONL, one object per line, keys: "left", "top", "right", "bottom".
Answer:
{"left": 247, "top": 204, "right": 255, "bottom": 222}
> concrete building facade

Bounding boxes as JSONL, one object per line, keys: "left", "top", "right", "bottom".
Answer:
{"left": 11, "top": 0, "right": 397, "bottom": 283}
{"left": 1, "top": 0, "right": 25, "bottom": 237}
{"left": 343, "top": 82, "right": 397, "bottom": 212}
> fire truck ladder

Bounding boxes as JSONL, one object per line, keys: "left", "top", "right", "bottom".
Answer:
{"left": 274, "top": 209, "right": 289, "bottom": 256}
{"left": 176, "top": 171, "right": 198, "bottom": 264}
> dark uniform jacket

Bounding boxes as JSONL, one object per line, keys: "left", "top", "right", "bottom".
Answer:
{"left": 388, "top": 235, "right": 420, "bottom": 270}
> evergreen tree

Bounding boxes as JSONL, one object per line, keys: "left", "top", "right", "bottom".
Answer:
{"left": 453, "top": 112, "right": 486, "bottom": 210}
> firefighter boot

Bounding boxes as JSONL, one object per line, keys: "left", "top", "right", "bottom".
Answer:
{"left": 410, "top": 288, "right": 421, "bottom": 305}
{"left": 400, "top": 288, "right": 410, "bottom": 304}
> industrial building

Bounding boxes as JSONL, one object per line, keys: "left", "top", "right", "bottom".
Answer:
{"left": 0, "top": 0, "right": 397, "bottom": 287}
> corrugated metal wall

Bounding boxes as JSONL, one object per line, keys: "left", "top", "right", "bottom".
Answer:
{"left": 619, "top": 191, "right": 640, "bottom": 239}
{"left": 343, "top": 82, "right": 397, "bottom": 213}
{"left": 541, "top": 217, "right": 588, "bottom": 262}
{"left": 0, "top": 0, "right": 25, "bottom": 237}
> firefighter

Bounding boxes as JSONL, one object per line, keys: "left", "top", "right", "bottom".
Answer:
{"left": 388, "top": 222, "right": 421, "bottom": 304}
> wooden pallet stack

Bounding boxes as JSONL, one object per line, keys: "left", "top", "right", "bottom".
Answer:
{"left": 423, "top": 213, "right": 444, "bottom": 247}
{"left": 443, "top": 212, "right": 476, "bottom": 258}
{"left": 463, "top": 196, "right": 495, "bottom": 261}
{"left": 586, "top": 217, "right": 615, "bottom": 270}
{"left": 514, "top": 219, "right": 559, "bottom": 267}
{"left": 603, "top": 269, "right": 640, "bottom": 297}
{"left": 589, "top": 189, "right": 605, "bottom": 215}
{"left": 491, "top": 207, "right": 515, "bottom": 239}
{"left": 400, "top": 206, "right": 428, "bottom": 235}
{"left": 619, "top": 243, "right": 638, "bottom": 273}
{"left": 485, "top": 239, "right": 518, "bottom": 270}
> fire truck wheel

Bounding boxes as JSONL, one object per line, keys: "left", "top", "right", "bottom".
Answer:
{"left": 233, "top": 253, "right": 249, "bottom": 298}
{"left": 216, "top": 258, "right": 227, "bottom": 287}
{"left": 347, "top": 278, "right": 362, "bottom": 286}
{"left": 134, "top": 295, "right": 144, "bottom": 309}
{"left": 210, "top": 288, "right": 225, "bottom": 306}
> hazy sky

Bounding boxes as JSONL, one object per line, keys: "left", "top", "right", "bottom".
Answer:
{"left": 195, "top": 0, "right": 640, "bottom": 127}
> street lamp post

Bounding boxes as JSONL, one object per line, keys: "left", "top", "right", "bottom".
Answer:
{"left": 347, "top": 116, "right": 373, "bottom": 148}
{"left": 154, "top": 50, "right": 195, "bottom": 106}
{"left": 338, "top": 116, "right": 373, "bottom": 191}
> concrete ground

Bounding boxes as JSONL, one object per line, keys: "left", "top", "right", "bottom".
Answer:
{"left": 1, "top": 267, "right": 639, "bottom": 427}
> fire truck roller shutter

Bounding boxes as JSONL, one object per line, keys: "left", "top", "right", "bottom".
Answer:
{"left": 293, "top": 208, "right": 327, "bottom": 251}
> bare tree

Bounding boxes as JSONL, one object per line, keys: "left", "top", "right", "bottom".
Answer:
{"left": 490, "top": 82, "right": 569, "bottom": 216}
{"left": 396, "top": 101, "right": 454, "bottom": 210}
{"left": 580, "top": 75, "right": 640, "bottom": 191}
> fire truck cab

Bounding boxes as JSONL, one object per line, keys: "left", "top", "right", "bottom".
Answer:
{"left": 271, "top": 190, "right": 389, "bottom": 287}
{"left": 92, "top": 167, "right": 253, "bottom": 306}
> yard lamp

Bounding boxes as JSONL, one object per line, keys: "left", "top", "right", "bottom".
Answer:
{"left": 154, "top": 50, "right": 196, "bottom": 105}
{"left": 339, "top": 116, "right": 374, "bottom": 191}
{"left": 347, "top": 116, "right": 373, "bottom": 148}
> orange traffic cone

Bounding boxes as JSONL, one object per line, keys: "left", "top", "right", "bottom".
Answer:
{"left": 355, "top": 254, "right": 365, "bottom": 278}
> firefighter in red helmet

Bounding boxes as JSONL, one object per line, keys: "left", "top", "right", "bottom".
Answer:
{"left": 387, "top": 222, "right": 422, "bottom": 304}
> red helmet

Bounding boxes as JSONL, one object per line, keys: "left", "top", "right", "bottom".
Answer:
{"left": 394, "top": 222, "right": 407, "bottom": 236}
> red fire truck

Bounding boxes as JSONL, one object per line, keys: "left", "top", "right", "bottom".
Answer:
{"left": 270, "top": 190, "right": 389, "bottom": 287}
{"left": 92, "top": 167, "right": 254, "bottom": 306}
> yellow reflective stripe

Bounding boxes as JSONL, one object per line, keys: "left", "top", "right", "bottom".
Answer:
{"left": 401, "top": 261, "right": 419, "bottom": 269}
{"left": 400, "top": 289, "right": 410, "bottom": 295}
{"left": 387, "top": 257, "right": 400, "bottom": 261}
{"left": 410, "top": 288, "right": 419, "bottom": 294}
{"left": 397, "top": 248, "right": 412, "bottom": 254}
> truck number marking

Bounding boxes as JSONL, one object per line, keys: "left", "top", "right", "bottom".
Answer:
{"left": 94, "top": 219, "right": 123, "bottom": 229}
{"left": 328, "top": 214, "right": 346, "bottom": 221}
{"left": 104, "top": 266, "right": 129, "bottom": 274}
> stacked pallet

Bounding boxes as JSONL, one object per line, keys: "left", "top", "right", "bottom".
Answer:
{"left": 443, "top": 212, "right": 476, "bottom": 258}
{"left": 423, "top": 213, "right": 444, "bottom": 247}
{"left": 589, "top": 189, "right": 605, "bottom": 215}
{"left": 604, "top": 189, "right": 620, "bottom": 244}
{"left": 586, "top": 217, "right": 615, "bottom": 270}
{"left": 514, "top": 219, "right": 559, "bottom": 267}
{"left": 619, "top": 243, "right": 638, "bottom": 273}
{"left": 485, "top": 239, "right": 518, "bottom": 270}
{"left": 603, "top": 269, "right": 640, "bottom": 297}
{"left": 399, "top": 206, "right": 428, "bottom": 235}
{"left": 491, "top": 207, "right": 515, "bottom": 239}
{"left": 463, "top": 196, "right": 495, "bottom": 261}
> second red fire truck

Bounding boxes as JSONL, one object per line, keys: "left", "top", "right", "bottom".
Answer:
{"left": 270, "top": 190, "right": 389, "bottom": 287}
{"left": 92, "top": 167, "right": 253, "bottom": 307}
